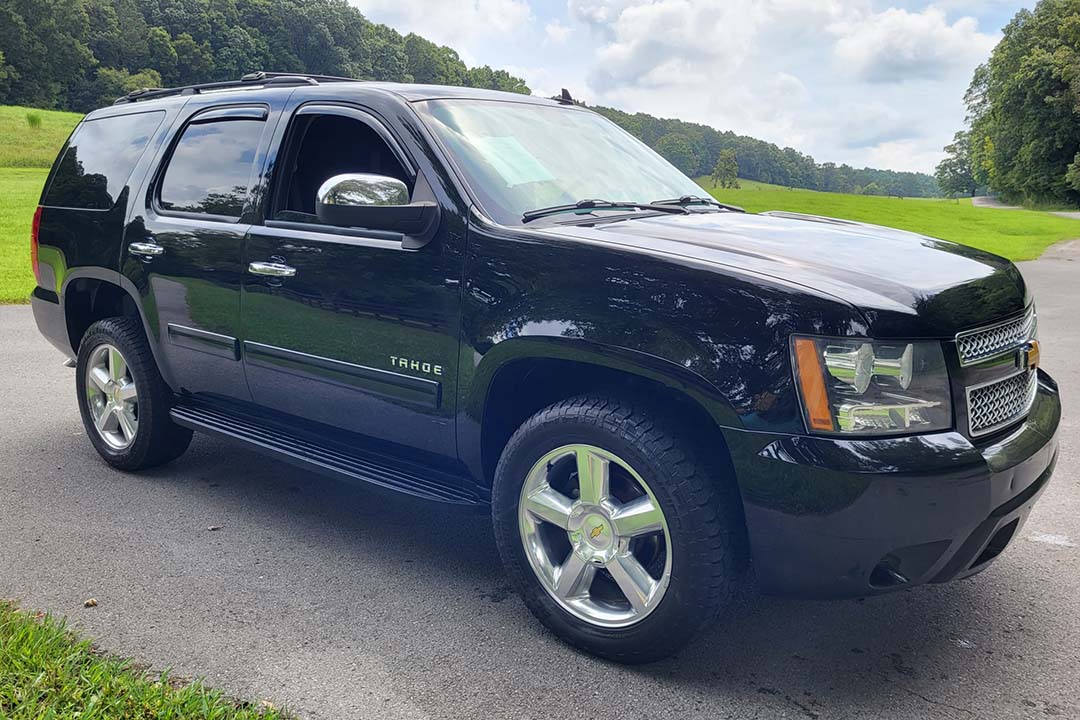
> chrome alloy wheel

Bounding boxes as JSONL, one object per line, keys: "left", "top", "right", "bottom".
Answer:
{"left": 518, "top": 445, "right": 672, "bottom": 627}
{"left": 85, "top": 343, "right": 139, "bottom": 450}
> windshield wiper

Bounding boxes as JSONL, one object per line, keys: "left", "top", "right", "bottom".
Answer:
{"left": 522, "top": 198, "right": 691, "bottom": 224}
{"left": 651, "top": 195, "right": 745, "bottom": 213}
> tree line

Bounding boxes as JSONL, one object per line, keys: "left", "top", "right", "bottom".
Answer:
{"left": 937, "top": 0, "right": 1080, "bottom": 207}
{"left": 0, "top": 0, "right": 530, "bottom": 112}
{"left": 0, "top": 0, "right": 940, "bottom": 197}
{"left": 591, "top": 104, "right": 940, "bottom": 197}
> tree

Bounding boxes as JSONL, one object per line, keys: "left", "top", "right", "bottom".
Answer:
{"left": 711, "top": 149, "right": 739, "bottom": 188}
{"left": 87, "top": 67, "right": 162, "bottom": 108}
{"left": 935, "top": 131, "right": 979, "bottom": 197}
{"left": 655, "top": 133, "right": 700, "bottom": 177}
{"left": 960, "top": 1, "right": 1080, "bottom": 206}
{"left": 1068, "top": 152, "right": 1080, "bottom": 194}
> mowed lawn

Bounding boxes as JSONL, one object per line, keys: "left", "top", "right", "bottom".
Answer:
{"left": 1, "top": 168, "right": 49, "bottom": 303}
{"left": 699, "top": 178, "right": 1080, "bottom": 261}
{"left": 1, "top": 105, "right": 81, "bottom": 303}
{"left": 0, "top": 105, "right": 81, "bottom": 168}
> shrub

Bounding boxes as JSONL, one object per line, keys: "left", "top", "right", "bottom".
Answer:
{"left": 25, "top": 111, "right": 42, "bottom": 129}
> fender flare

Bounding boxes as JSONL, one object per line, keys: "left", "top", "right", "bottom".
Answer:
{"left": 59, "top": 268, "right": 169, "bottom": 378}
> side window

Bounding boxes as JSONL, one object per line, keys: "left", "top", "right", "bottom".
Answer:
{"left": 159, "top": 117, "right": 264, "bottom": 218}
{"left": 272, "top": 113, "right": 410, "bottom": 224}
{"left": 44, "top": 110, "right": 165, "bottom": 210}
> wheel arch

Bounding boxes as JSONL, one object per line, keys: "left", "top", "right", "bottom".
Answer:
{"left": 60, "top": 270, "right": 163, "bottom": 371}
{"left": 465, "top": 336, "right": 743, "bottom": 489}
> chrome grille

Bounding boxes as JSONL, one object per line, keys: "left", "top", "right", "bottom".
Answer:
{"left": 956, "top": 306, "right": 1036, "bottom": 366}
{"left": 968, "top": 370, "right": 1037, "bottom": 436}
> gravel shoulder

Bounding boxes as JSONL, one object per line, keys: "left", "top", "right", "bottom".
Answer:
{"left": 1, "top": 251, "right": 1078, "bottom": 719}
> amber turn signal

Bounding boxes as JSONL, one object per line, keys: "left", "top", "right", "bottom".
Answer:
{"left": 793, "top": 337, "right": 835, "bottom": 432}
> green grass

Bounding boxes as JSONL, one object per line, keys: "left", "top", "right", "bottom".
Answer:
{"left": 0, "top": 105, "right": 81, "bottom": 168}
{"left": 0, "top": 601, "right": 288, "bottom": 719}
{"left": 698, "top": 178, "right": 1080, "bottom": 261}
{"left": 0, "top": 168, "right": 49, "bottom": 303}
{"left": 0, "top": 105, "right": 81, "bottom": 303}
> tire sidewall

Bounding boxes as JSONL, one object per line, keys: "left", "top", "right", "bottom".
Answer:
{"left": 492, "top": 411, "right": 721, "bottom": 661}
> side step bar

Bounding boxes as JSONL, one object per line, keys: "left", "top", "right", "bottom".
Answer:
{"left": 170, "top": 403, "right": 482, "bottom": 506}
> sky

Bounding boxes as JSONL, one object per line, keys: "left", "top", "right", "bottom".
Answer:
{"left": 348, "top": 1, "right": 1038, "bottom": 175}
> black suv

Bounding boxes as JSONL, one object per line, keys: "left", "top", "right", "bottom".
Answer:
{"left": 31, "top": 73, "right": 1061, "bottom": 663}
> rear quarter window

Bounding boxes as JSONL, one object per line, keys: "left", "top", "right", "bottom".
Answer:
{"left": 43, "top": 111, "right": 165, "bottom": 210}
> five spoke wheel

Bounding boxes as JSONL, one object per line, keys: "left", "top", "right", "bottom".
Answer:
{"left": 84, "top": 343, "right": 139, "bottom": 450}
{"left": 518, "top": 445, "right": 671, "bottom": 627}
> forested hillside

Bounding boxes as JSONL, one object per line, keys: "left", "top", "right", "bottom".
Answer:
{"left": 593, "top": 105, "right": 940, "bottom": 198}
{"left": 0, "top": 0, "right": 939, "bottom": 197}
{"left": 0, "top": 0, "right": 530, "bottom": 112}
{"left": 938, "top": 0, "right": 1080, "bottom": 207}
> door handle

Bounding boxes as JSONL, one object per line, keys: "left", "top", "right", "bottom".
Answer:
{"left": 128, "top": 242, "right": 164, "bottom": 258}
{"left": 248, "top": 261, "right": 297, "bottom": 278}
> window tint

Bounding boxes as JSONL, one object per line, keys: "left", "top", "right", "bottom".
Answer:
{"left": 159, "top": 119, "right": 263, "bottom": 218}
{"left": 44, "top": 111, "right": 164, "bottom": 210}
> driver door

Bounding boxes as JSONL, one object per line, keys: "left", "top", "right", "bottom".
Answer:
{"left": 241, "top": 102, "right": 462, "bottom": 458}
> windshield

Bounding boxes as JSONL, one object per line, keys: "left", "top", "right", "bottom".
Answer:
{"left": 415, "top": 99, "right": 705, "bottom": 225}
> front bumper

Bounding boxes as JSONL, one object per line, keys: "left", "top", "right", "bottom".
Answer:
{"left": 725, "top": 369, "right": 1061, "bottom": 598}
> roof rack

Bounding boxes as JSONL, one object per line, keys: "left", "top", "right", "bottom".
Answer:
{"left": 113, "top": 71, "right": 362, "bottom": 105}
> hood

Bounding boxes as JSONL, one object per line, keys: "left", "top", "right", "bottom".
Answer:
{"left": 536, "top": 210, "right": 1028, "bottom": 338}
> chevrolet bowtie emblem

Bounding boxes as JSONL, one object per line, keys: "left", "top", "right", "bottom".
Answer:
{"left": 590, "top": 524, "right": 604, "bottom": 539}
{"left": 1024, "top": 340, "right": 1041, "bottom": 371}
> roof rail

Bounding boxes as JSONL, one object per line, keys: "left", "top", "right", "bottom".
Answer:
{"left": 113, "top": 71, "right": 362, "bottom": 105}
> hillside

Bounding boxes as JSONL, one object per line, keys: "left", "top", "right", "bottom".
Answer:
{"left": 0, "top": 105, "right": 82, "bottom": 167}
{"left": 0, "top": 106, "right": 81, "bottom": 302}
{"left": 698, "top": 178, "right": 1080, "bottom": 261}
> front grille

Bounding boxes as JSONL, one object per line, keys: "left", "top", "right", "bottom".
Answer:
{"left": 956, "top": 306, "right": 1036, "bottom": 366}
{"left": 968, "top": 369, "right": 1038, "bottom": 436}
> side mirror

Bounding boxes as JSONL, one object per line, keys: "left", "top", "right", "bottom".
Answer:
{"left": 315, "top": 173, "right": 439, "bottom": 236}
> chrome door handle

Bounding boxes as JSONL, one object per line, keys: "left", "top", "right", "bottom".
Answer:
{"left": 128, "top": 242, "right": 164, "bottom": 258}
{"left": 248, "top": 261, "right": 297, "bottom": 278}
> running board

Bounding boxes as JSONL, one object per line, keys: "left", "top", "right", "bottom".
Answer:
{"left": 170, "top": 402, "right": 482, "bottom": 506}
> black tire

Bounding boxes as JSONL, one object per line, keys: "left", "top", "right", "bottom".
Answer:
{"left": 492, "top": 394, "right": 746, "bottom": 663}
{"left": 75, "top": 317, "right": 192, "bottom": 471}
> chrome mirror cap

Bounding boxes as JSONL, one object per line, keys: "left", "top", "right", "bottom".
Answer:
{"left": 316, "top": 173, "right": 409, "bottom": 207}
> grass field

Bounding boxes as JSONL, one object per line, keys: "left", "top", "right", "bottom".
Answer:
{"left": 1, "top": 105, "right": 81, "bottom": 302}
{"left": 0, "top": 601, "right": 288, "bottom": 719}
{"left": 0, "top": 105, "right": 81, "bottom": 168}
{"left": 1, "top": 168, "right": 50, "bottom": 303}
{"left": 698, "top": 178, "right": 1080, "bottom": 261}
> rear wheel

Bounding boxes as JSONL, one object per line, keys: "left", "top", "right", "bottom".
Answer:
{"left": 76, "top": 317, "right": 192, "bottom": 470}
{"left": 492, "top": 395, "right": 746, "bottom": 663}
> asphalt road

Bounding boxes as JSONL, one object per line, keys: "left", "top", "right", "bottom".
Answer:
{"left": 2, "top": 250, "right": 1078, "bottom": 720}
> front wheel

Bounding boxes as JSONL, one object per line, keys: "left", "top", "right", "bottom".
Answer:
{"left": 75, "top": 317, "right": 192, "bottom": 471}
{"left": 492, "top": 395, "right": 746, "bottom": 663}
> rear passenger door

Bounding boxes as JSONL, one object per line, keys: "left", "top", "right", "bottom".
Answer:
{"left": 127, "top": 103, "right": 274, "bottom": 401}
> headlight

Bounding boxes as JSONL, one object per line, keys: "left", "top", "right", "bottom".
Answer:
{"left": 791, "top": 336, "right": 952, "bottom": 436}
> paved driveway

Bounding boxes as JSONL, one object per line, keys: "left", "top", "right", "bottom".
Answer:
{"left": 1, "top": 249, "right": 1077, "bottom": 719}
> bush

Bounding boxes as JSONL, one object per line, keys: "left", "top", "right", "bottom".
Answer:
{"left": 24, "top": 112, "right": 41, "bottom": 129}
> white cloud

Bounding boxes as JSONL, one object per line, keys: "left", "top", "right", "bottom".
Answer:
{"left": 831, "top": 7, "right": 998, "bottom": 83}
{"left": 544, "top": 20, "right": 573, "bottom": 45}
{"left": 349, "top": 0, "right": 532, "bottom": 51}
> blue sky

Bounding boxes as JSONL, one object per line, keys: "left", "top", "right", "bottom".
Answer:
{"left": 351, "top": 1, "right": 1036, "bottom": 174}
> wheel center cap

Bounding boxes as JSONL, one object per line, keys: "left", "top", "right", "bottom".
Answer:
{"left": 568, "top": 505, "right": 617, "bottom": 564}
